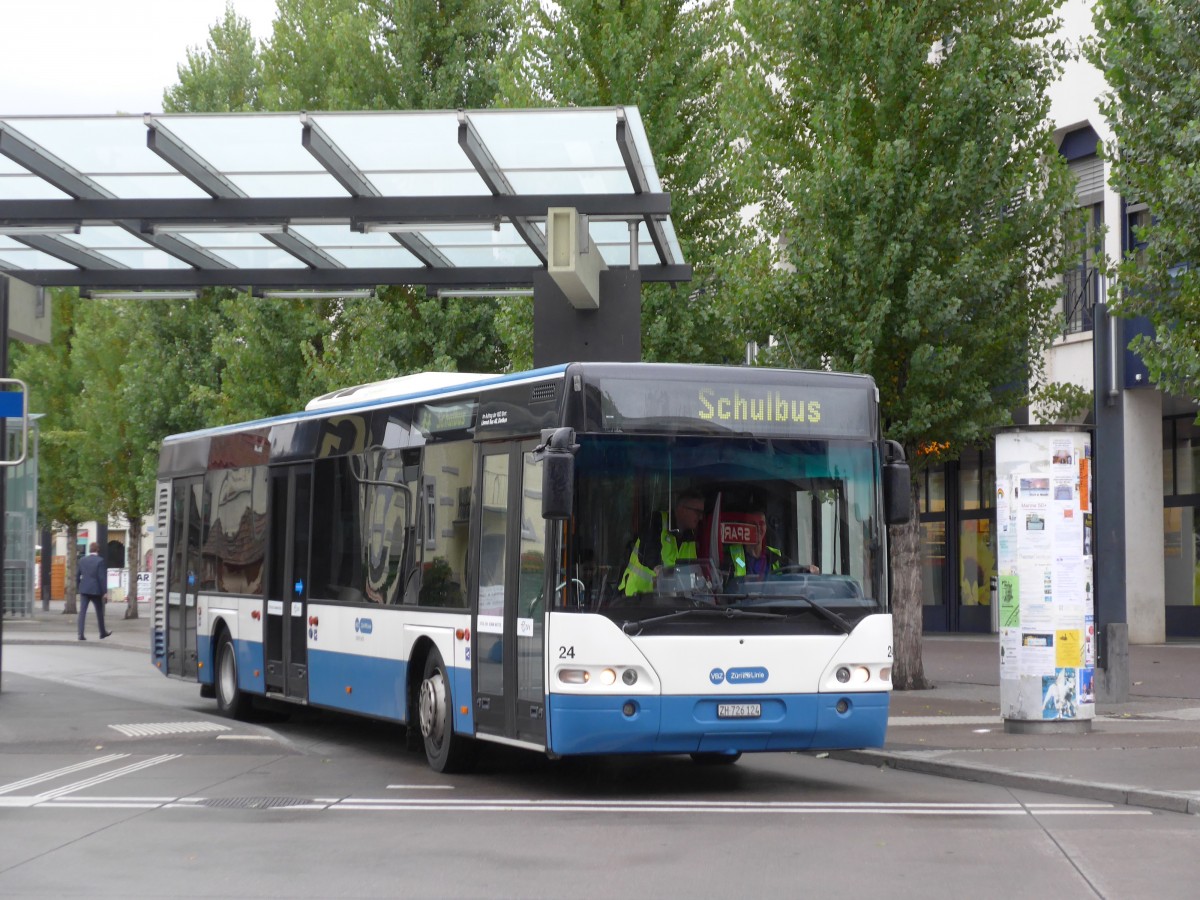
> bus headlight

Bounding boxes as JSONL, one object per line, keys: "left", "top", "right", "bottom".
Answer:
{"left": 836, "top": 667, "right": 851, "bottom": 683}
{"left": 622, "top": 668, "right": 638, "bottom": 685}
{"left": 598, "top": 668, "right": 617, "bottom": 686}
{"left": 558, "top": 669, "right": 590, "bottom": 685}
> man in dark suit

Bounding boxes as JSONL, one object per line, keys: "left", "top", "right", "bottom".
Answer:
{"left": 77, "top": 542, "right": 112, "bottom": 640}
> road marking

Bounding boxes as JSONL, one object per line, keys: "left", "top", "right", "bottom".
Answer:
{"left": 215, "top": 734, "right": 274, "bottom": 741}
{"left": 110, "top": 722, "right": 232, "bottom": 737}
{"left": 34, "top": 754, "right": 182, "bottom": 802}
{"left": 0, "top": 754, "right": 129, "bottom": 795}
{"left": 386, "top": 784, "right": 456, "bottom": 790}
{"left": 0, "top": 794, "right": 1152, "bottom": 815}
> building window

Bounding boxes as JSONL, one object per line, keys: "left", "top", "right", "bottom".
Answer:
{"left": 1062, "top": 201, "right": 1103, "bottom": 335}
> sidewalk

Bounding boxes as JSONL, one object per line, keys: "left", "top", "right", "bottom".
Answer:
{"left": 3, "top": 606, "right": 1199, "bottom": 814}
{"left": 1, "top": 598, "right": 150, "bottom": 654}
{"left": 836, "top": 635, "right": 1200, "bottom": 815}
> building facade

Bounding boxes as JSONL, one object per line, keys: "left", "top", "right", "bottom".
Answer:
{"left": 920, "top": 0, "right": 1199, "bottom": 641}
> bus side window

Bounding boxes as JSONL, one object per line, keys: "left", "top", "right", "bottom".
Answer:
{"left": 415, "top": 441, "right": 471, "bottom": 609}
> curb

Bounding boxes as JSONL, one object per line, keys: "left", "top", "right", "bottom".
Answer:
{"left": 830, "top": 749, "right": 1200, "bottom": 816}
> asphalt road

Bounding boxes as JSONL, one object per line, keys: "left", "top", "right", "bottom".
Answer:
{"left": 2, "top": 642, "right": 1198, "bottom": 900}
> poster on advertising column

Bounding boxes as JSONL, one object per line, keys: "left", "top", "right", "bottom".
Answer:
{"left": 996, "top": 426, "right": 1094, "bottom": 731}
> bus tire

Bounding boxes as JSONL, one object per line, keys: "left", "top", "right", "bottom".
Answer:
{"left": 214, "top": 631, "right": 251, "bottom": 720}
{"left": 690, "top": 751, "right": 742, "bottom": 766}
{"left": 418, "top": 648, "right": 476, "bottom": 773}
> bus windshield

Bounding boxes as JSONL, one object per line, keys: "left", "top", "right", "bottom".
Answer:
{"left": 559, "top": 434, "right": 887, "bottom": 631}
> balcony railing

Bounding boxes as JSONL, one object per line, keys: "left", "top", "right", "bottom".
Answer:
{"left": 1062, "top": 266, "right": 1098, "bottom": 336}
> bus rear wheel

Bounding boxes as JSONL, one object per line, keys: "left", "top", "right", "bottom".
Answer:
{"left": 417, "top": 648, "right": 476, "bottom": 773}
{"left": 214, "top": 632, "right": 251, "bottom": 720}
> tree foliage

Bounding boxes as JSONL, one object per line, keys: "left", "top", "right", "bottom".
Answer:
{"left": 500, "top": 0, "right": 751, "bottom": 364}
{"left": 162, "top": 0, "right": 516, "bottom": 411}
{"left": 1091, "top": 0, "right": 1200, "bottom": 402}
{"left": 11, "top": 291, "right": 91, "bottom": 613}
{"left": 731, "top": 0, "right": 1078, "bottom": 687}
{"left": 163, "top": 3, "right": 265, "bottom": 113}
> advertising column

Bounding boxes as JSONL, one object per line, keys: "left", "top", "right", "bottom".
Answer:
{"left": 996, "top": 426, "right": 1094, "bottom": 733}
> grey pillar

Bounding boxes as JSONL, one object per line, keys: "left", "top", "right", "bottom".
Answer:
{"left": 533, "top": 269, "right": 642, "bottom": 366}
{"left": 1092, "top": 301, "right": 1127, "bottom": 688}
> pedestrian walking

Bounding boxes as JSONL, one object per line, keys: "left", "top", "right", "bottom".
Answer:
{"left": 77, "top": 542, "right": 112, "bottom": 640}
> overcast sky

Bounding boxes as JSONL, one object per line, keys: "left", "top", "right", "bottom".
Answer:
{"left": 0, "top": 1, "right": 278, "bottom": 116}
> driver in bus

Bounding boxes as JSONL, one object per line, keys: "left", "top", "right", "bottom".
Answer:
{"left": 618, "top": 488, "right": 705, "bottom": 595}
{"left": 727, "top": 511, "right": 784, "bottom": 580}
{"left": 725, "top": 510, "right": 819, "bottom": 583}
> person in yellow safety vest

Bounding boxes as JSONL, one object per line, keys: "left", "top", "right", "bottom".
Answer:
{"left": 619, "top": 489, "right": 705, "bottom": 595}
{"left": 727, "top": 511, "right": 817, "bottom": 580}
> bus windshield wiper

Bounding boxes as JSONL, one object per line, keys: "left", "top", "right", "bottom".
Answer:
{"left": 621, "top": 606, "right": 785, "bottom": 635}
{"left": 713, "top": 593, "right": 855, "bottom": 635}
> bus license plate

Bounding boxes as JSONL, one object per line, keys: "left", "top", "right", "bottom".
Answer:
{"left": 717, "top": 703, "right": 761, "bottom": 719}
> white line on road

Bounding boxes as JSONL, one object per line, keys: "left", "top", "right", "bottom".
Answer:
{"left": 34, "top": 754, "right": 182, "bottom": 802}
{"left": 215, "top": 734, "right": 275, "bottom": 741}
{"left": 0, "top": 754, "right": 129, "bottom": 796}
{"left": 110, "top": 722, "right": 231, "bottom": 737}
{"left": 0, "top": 794, "right": 1152, "bottom": 816}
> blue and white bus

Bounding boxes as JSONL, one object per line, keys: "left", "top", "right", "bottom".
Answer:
{"left": 152, "top": 363, "right": 910, "bottom": 771}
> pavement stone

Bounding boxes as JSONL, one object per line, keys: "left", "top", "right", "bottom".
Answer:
{"left": 4, "top": 605, "right": 1199, "bottom": 813}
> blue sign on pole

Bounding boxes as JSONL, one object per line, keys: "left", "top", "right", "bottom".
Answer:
{"left": 0, "top": 391, "right": 21, "bottom": 419}
{"left": 0, "top": 379, "right": 29, "bottom": 467}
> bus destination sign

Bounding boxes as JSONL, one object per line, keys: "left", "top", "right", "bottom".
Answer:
{"left": 597, "top": 376, "right": 875, "bottom": 439}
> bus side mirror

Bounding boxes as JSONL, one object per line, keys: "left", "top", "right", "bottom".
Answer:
{"left": 536, "top": 427, "right": 578, "bottom": 520}
{"left": 883, "top": 440, "right": 912, "bottom": 525}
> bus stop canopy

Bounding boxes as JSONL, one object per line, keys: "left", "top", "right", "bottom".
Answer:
{"left": 0, "top": 106, "right": 689, "bottom": 295}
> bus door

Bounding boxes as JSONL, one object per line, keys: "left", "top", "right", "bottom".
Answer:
{"left": 473, "top": 441, "right": 548, "bottom": 747}
{"left": 166, "top": 476, "right": 203, "bottom": 678}
{"left": 265, "top": 464, "right": 312, "bottom": 701}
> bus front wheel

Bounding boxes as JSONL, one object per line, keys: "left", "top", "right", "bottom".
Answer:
{"left": 418, "top": 648, "right": 476, "bottom": 773}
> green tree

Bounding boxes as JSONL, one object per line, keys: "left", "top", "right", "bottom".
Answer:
{"left": 77, "top": 298, "right": 233, "bottom": 618}
{"left": 164, "top": 0, "right": 519, "bottom": 406}
{"left": 258, "top": 0, "right": 391, "bottom": 110}
{"left": 732, "top": 0, "right": 1077, "bottom": 688}
{"left": 11, "top": 291, "right": 96, "bottom": 615}
{"left": 163, "top": 2, "right": 265, "bottom": 113}
{"left": 500, "top": 0, "right": 750, "bottom": 365}
{"left": 373, "top": 0, "right": 516, "bottom": 109}
{"left": 1091, "top": 0, "right": 1200, "bottom": 401}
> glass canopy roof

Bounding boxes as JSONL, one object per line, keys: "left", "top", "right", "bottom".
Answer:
{"left": 0, "top": 107, "right": 688, "bottom": 293}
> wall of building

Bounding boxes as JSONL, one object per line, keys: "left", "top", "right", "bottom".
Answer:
{"left": 1124, "top": 389, "right": 1166, "bottom": 641}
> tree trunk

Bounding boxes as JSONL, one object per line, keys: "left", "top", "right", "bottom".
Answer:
{"left": 124, "top": 519, "right": 141, "bottom": 620}
{"left": 62, "top": 524, "right": 78, "bottom": 616}
{"left": 889, "top": 478, "right": 930, "bottom": 690}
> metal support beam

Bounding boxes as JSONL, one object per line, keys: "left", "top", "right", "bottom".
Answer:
{"left": 301, "top": 114, "right": 374, "bottom": 197}
{"left": 302, "top": 114, "right": 449, "bottom": 269}
{"left": 146, "top": 117, "right": 242, "bottom": 198}
{"left": 11, "top": 263, "right": 691, "bottom": 290}
{"left": 0, "top": 123, "right": 106, "bottom": 199}
{"left": 145, "top": 116, "right": 339, "bottom": 270}
{"left": 11, "top": 234, "right": 126, "bottom": 270}
{"left": 0, "top": 193, "right": 672, "bottom": 225}
{"left": 616, "top": 112, "right": 675, "bottom": 267}
{"left": 0, "top": 121, "right": 230, "bottom": 271}
{"left": 458, "top": 112, "right": 548, "bottom": 263}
